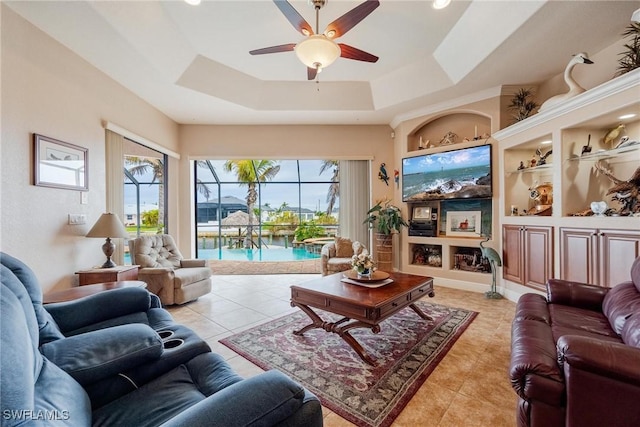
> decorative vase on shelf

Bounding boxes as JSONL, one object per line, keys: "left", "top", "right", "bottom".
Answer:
{"left": 590, "top": 201, "right": 608, "bottom": 216}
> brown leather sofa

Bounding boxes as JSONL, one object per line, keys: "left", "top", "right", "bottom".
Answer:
{"left": 510, "top": 256, "right": 640, "bottom": 427}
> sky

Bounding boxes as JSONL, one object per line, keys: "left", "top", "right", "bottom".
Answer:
{"left": 124, "top": 159, "right": 339, "bottom": 213}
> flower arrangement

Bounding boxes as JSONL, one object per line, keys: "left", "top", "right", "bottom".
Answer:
{"left": 352, "top": 249, "right": 375, "bottom": 275}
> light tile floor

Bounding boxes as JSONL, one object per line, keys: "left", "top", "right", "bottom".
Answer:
{"left": 166, "top": 274, "right": 517, "bottom": 427}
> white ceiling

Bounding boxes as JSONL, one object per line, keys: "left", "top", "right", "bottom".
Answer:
{"left": 6, "top": 0, "right": 638, "bottom": 125}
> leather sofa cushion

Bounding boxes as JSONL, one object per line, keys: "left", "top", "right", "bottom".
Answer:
{"left": 334, "top": 237, "right": 353, "bottom": 258}
{"left": 602, "top": 281, "right": 640, "bottom": 334}
{"left": 548, "top": 305, "right": 618, "bottom": 338}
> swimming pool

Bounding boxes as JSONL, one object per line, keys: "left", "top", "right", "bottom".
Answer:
{"left": 197, "top": 247, "right": 321, "bottom": 262}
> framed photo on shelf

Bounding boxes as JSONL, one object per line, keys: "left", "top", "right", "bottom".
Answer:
{"left": 33, "top": 134, "right": 88, "bottom": 191}
{"left": 445, "top": 211, "right": 481, "bottom": 237}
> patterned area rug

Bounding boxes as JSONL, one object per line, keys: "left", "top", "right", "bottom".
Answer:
{"left": 221, "top": 301, "right": 477, "bottom": 427}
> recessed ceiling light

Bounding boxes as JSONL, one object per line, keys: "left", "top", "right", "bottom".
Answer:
{"left": 432, "top": 0, "right": 451, "bottom": 10}
{"left": 618, "top": 113, "right": 637, "bottom": 120}
{"left": 184, "top": 0, "right": 201, "bottom": 5}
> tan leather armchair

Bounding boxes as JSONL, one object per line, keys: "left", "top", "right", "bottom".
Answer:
{"left": 320, "top": 237, "right": 366, "bottom": 276}
{"left": 129, "top": 234, "right": 212, "bottom": 305}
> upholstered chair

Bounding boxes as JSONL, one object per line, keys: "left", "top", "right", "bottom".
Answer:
{"left": 321, "top": 236, "right": 366, "bottom": 276}
{"left": 129, "top": 234, "right": 212, "bottom": 305}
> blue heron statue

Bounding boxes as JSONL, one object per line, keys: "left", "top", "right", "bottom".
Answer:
{"left": 480, "top": 235, "right": 503, "bottom": 299}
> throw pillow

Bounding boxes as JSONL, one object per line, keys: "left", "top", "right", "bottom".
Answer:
{"left": 602, "top": 282, "right": 640, "bottom": 334}
{"left": 335, "top": 237, "right": 353, "bottom": 258}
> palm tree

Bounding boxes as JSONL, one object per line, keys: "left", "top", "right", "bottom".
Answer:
{"left": 223, "top": 160, "right": 280, "bottom": 248}
{"left": 320, "top": 160, "right": 339, "bottom": 216}
{"left": 127, "top": 156, "right": 165, "bottom": 233}
{"left": 127, "top": 158, "right": 213, "bottom": 233}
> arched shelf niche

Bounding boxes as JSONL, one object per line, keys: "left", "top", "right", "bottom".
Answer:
{"left": 407, "top": 111, "right": 492, "bottom": 153}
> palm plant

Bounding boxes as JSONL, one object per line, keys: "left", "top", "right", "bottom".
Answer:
{"left": 616, "top": 22, "right": 640, "bottom": 76}
{"left": 320, "top": 160, "right": 339, "bottom": 216}
{"left": 364, "top": 200, "right": 408, "bottom": 235}
{"left": 507, "top": 88, "right": 538, "bottom": 123}
{"left": 127, "top": 156, "right": 166, "bottom": 233}
{"left": 223, "top": 160, "right": 280, "bottom": 248}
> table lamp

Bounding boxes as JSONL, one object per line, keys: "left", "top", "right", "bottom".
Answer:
{"left": 86, "top": 213, "right": 129, "bottom": 268}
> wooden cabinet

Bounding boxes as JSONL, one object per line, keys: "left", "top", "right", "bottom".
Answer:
{"left": 560, "top": 227, "right": 640, "bottom": 287}
{"left": 76, "top": 265, "right": 139, "bottom": 286}
{"left": 503, "top": 225, "right": 553, "bottom": 292}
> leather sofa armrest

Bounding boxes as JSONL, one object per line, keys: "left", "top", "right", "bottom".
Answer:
{"left": 45, "top": 287, "right": 153, "bottom": 333}
{"left": 40, "top": 324, "right": 163, "bottom": 386}
{"left": 557, "top": 335, "right": 640, "bottom": 384}
{"left": 180, "top": 259, "right": 206, "bottom": 268}
{"left": 557, "top": 335, "right": 640, "bottom": 426}
{"left": 161, "top": 370, "right": 322, "bottom": 427}
{"left": 546, "top": 278, "right": 608, "bottom": 311}
{"left": 510, "top": 319, "right": 564, "bottom": 405}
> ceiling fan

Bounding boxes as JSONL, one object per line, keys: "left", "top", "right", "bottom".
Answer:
{"left": 250, "top": 0, "right": 380, "bottom": 80}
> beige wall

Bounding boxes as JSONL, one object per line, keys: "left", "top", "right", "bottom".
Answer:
{"left": 177, "top": 124, "right": 394, "bottom": 254}
{"left": 1, "top": 6, "right": 179, "bottom": 292}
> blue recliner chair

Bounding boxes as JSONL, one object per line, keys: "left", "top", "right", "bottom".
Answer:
{"left": 1, "top": 253, "right": 323, "bottom": 426}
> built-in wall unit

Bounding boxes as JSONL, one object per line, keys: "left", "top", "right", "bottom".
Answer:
{"left": 494, "top": 69, "right": 640, "bottom": 301}
{"left": 398, "top": 109, "right": 500, "bottom": 293}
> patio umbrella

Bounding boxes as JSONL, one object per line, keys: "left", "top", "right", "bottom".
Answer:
{"left": 221, "top": 211, "right": 258, "bottom": 248}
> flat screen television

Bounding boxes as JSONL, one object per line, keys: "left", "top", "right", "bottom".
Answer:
{"left": 402, "top": 144, "right": 492, "bottom": 202}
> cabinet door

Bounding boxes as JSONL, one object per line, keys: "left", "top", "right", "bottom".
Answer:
{"left": 600, "top": 229, "right": 640, "bottom": 288}
{"left": 502, "top": 225, "right": 523, "bottom": 283}
{"left": 523, "top": 226, "right": 553, "bottom": 292}
{"left": 560, "top": 227, "right": 598, "bottom": 285}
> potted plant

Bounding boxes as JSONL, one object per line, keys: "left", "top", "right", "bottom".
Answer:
{"left": 364, "top": 200, "right": 408, "bottom": 271}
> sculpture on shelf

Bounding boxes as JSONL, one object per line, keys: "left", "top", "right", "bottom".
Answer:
{"left": 581, "top": 134, "right": 592, "bottom": 156}
{"left": 535, "top": 147, "right": 553, "bottom": 166}
{"left": 603, "top": 123, "right": 626, "bottom": 146}
{"left": 539, "top": 52, "right": 594, "bottom": 112}
{"left": 594, "top": 162, "right": 640, "bottom": 215}
{"left": 479, "top": 235, "right": 502, "bottom": 299}
{"left": 439, "top": 131, "right": 457, "bottom": 145}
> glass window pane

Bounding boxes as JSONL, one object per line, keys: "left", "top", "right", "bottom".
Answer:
{"left": 299, "top": 160, "right": 337, "bottom": 182}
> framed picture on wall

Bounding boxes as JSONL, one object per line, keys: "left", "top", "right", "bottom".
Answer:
{"left": 445, "top": 211, "right": 481, "bottom": 237}
{"left": 33, "top": 134, "right": 88, "bottom": 191}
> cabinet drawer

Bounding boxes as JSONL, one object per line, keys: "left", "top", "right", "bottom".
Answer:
{"left": 409, "top": 284, "right": 432, "bottom": 301}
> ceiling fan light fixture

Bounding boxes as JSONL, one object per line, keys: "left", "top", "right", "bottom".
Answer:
{"left": 295, "top": 35, "right": 341, "bottom": 70}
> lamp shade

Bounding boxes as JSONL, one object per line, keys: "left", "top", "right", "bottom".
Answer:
{"left": 295, "top": 35, "right": 341, "bottom": 71}
{"left": 86, "top": 213, "right": 129, "bottom": 239}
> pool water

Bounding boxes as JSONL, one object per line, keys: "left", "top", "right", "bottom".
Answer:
{"left": 197, "top": 247, "right": 321, "bottom": 262}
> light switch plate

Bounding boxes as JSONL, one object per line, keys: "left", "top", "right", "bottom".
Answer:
{"left": 68, "top": 214, "right": 87, "bottom": 225}
{"left": 81, "top": 192, "right": 88, "bottom": 204}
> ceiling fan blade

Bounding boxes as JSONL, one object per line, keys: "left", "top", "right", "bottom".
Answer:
{"left": 273, "top": 0, "right": 314, "bottom": 36}
{"left": 324, "top": 0, "right": 380, "bottom": 39}
{"left": 307, "top": 67, "right": 318, "bottom": 80}
{"left": 338, "top": 44, "right": 378, "bottom": 63}
{"left": 249, "top": 44, "right": 296, "bottom": 55}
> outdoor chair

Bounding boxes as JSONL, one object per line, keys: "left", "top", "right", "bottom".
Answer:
{"left": 129, "top": 234, "right": 212, "bottom": 305}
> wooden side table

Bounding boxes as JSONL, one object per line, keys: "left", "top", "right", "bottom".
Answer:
{"left": 76, "top": 265, "right": 139, "bottom": 286}
{"left": 44, "top": 281, "right": 147, "bottom": 304}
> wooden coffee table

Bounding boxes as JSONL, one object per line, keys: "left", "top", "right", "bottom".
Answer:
{"left": 43, "top": 280, "right": 147, "bottom": 304}
{"left": 290, "top": 271, "right": 434, "bottom": 365}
